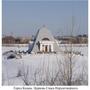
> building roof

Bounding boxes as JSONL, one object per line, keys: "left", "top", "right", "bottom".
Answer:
{"left": 29, "top": 26, "right": 60, "bottom": 53}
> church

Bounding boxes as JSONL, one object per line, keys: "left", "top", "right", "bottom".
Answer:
{"left": 28, "top": 26, "right": 60, "bottom": 53}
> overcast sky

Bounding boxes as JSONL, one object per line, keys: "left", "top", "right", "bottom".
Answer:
{"left": 2, "top": 0, "right": 88, "bottom": 37}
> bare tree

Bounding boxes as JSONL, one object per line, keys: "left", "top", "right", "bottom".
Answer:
{"left": 56, "top": 15, "right": 88, "bottom": 85}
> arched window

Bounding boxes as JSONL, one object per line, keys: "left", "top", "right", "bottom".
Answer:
{"left": 42, "top": 38, "right": 50, "bottom": 41}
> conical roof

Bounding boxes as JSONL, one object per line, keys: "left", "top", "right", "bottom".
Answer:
{"left": 30, "top": 26, "right": 60, "bottom": 53}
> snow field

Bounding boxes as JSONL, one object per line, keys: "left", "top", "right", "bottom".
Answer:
{"left": 2, "top": 45, "right": 88, "bottom": 85}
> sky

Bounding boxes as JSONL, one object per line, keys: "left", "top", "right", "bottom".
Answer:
{"left": 2, "top": 0, "right": 88, "bottom": 37}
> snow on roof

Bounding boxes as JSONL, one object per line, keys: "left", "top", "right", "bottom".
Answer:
{"left": 29, "top": 26, "right": 60, "bottom": 53}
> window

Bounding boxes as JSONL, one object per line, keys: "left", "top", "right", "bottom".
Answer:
{"left": 42, "top": 38, "right": 50, "bottom": 41}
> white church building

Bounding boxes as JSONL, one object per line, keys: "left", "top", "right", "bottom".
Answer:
{"left": 28, "top": 26, "right": 60, "bottom": 53}
{"left": 39, "top": 39, "right": 54, "bottom": 52}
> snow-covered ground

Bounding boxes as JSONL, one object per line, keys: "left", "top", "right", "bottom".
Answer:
{"left": 2, "top": 44, "right": 88, "bottom": 86}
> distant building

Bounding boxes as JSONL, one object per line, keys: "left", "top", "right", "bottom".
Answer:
{"left": 20, "top": 37, "right": 30, "bottom": 44}
{"left": 55, "top": 35, "right": 88, "bottom": 44}
{"left": 2, "top": 36, "right": 31, "bottom": 44}
{"left": 2, "top": 36, "right": 15, "bottom": 44}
